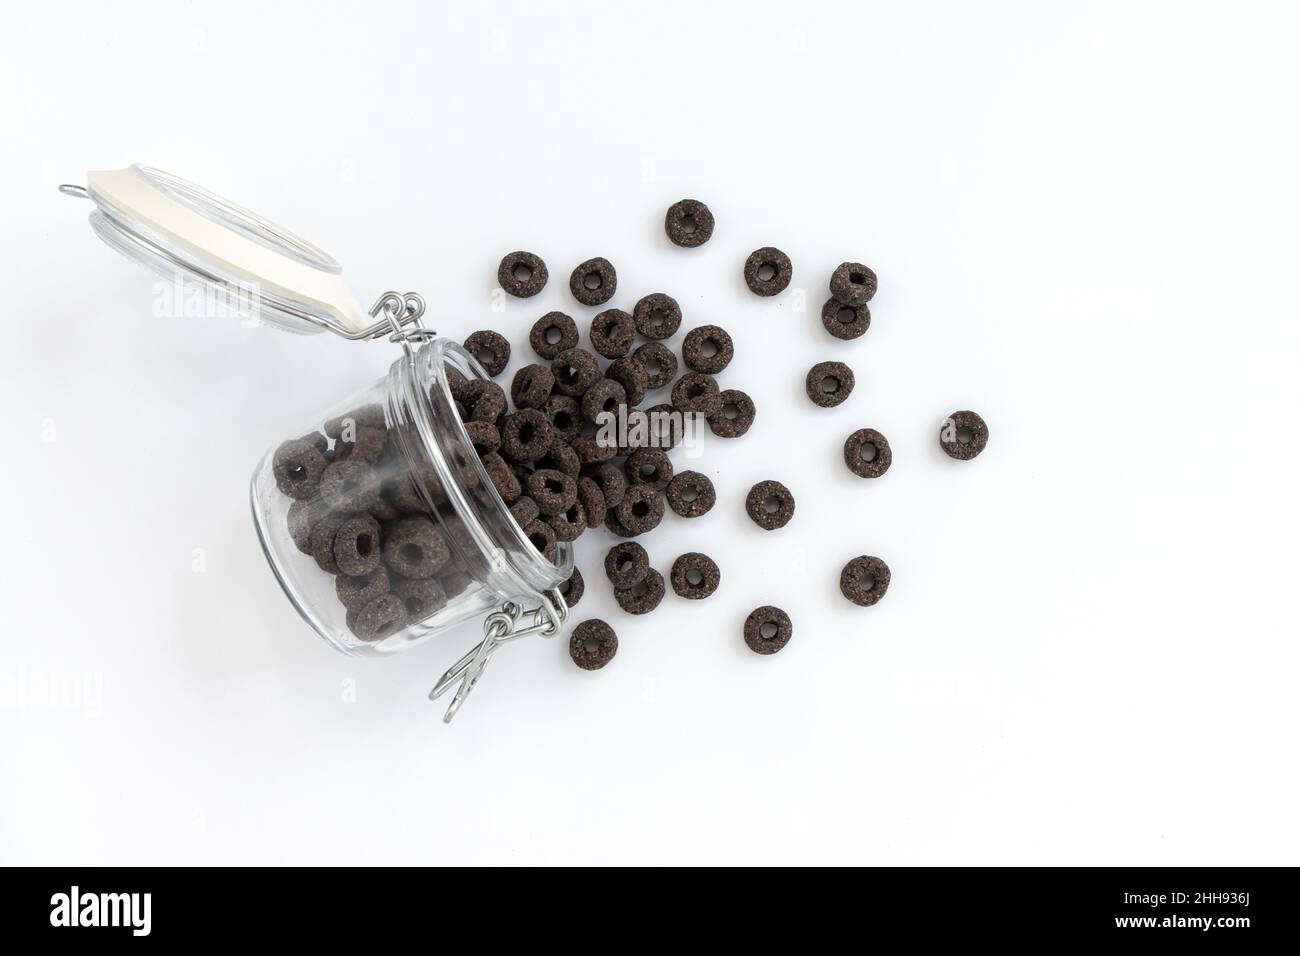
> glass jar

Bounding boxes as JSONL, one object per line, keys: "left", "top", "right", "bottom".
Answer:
{"left": 252, "top": 338, "right": 573, "bottom": 656}
{"left": 62, "top": 165, "right": 571, "bottom": 720}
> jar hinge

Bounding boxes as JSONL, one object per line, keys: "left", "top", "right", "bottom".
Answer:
{"left": 429, "top": 590, "right": 569, "bottom": 723}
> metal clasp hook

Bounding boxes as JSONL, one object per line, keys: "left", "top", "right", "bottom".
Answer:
{"left": 429, "top": 591, "right": 568, "bottom": 723}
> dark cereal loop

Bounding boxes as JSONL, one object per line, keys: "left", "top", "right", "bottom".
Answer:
{"left": 509, "top": 495, "right": 540, "bottom": 529}
{"left": 666, "top": 471, "right": 715, "bottom": 518}
{"left": 558, "top": 567, "right": 585, "bottom": 609}
{"left": 569, "top": 619, "right": 618, "bottom": 670}
{"left": 482, "top": 451, "right": 522, "bottom": 503}
{"left": 664, "top": 199, "right": 714, "bottom": 248}
{"left": 604, "top": 541, "right": 649, "bottom": 589}
{"left": 576, "top": 476, "right": 606, "bottom": 528}
{"left": 570, "top": 434, "right": 617, "bottom": 467}
{"left": 744, "top": 606, "right": 792, "bottom": 655}
{"left": 500, "top": 409, "right": 553, "bottom": 463}
{"left": 708, "top": 389, "right": 755, "bottom": 439}
{"left": 381, "top": 516, "right": 450, "bottom": 578}
{"left": 632, "top": 292, "right": 683, "bottom": 340}
{"left": 644, "top": 403, "right": 685, "bottom": 450}
{"left": 550, "top": 347, "right": 602, "bottom": 398}
{"left": 821, "top": 297, "right": 871, "bottom": 340}
{"left": 829, "top": 261, "right": 878, "bottom": 306}
{"left": 569, "top": 257, "right": 617, "bottom": 307}
{"left": 536, "top": 436, "right": 581, "bottom": 477}
{"left": 605, "top": 356, "right": 648, "bottom": 407}
{"left": 743, "top": 246, "right": 793, "bottom": 296}
{"left": 604, "top": 508, "right": 639, "bottom": 538}
{"left": 510, "top": 363, "right": 555, "bottom": 410}
{"left": 440, "top": 570, "right": 475, "bottom": 601}
{"left": 459, "top": 379, "right": 508, "bottom": 424}
{"left": 333, "top": 513, "right": 383, "bottom": 577}
{"left": 625, "top": 447, "right": 673, "bottom": 491}
{"left": 334, "top": 426, "right": 387, "bottom": 464}
{"left": 529, "top": 311, "right": 580, "bottom": 360}
{"left": 806, "top": 361, "right": 855, "bottom": 408}
{"left": 525, "top": 468, "right": 578, "bottom": 516}
{"left": 939, "top": 409, "right": 989, "bottom": 461}
{"left": 547, "top": 501, "right": 587, "bottom": 542}
{"left": 325, "top": 403, "right": 386, "bottom": 438}
{"left": 589, "top": 308, "right": 636, "bottom": 359}
{"left": 616, "top": 484, "right": 665, "bottom": 535}
{"left": 580, "top": 378, "right": 627, "bottom": 425}
{"left": 347, "top": 593, "right": 407, "bottom": 642}
{"left": 319, "top": 460, "right": 383, "bottom": 512}
{"left": 542, "top": 394, "right": 582, "bottom": 441}
{"left": 633, "top": 342, "right": 678, "bottom": 390}
{"left": 670, "top": 372, "right": 722, "bottom": 419}
{"left": 839, "top": 555, "right": 891, "bottom": 607}
{"left": 272, "top": 438, "right": 328, "bottom": 500}
{"left": 497, "top": 251, "right": 548, "bottom": 298}
{"left": 336, "top": 566, "right": 391, "bottom": 611}
{"left": 523, "top": 518, "right": 558, "bottom": 563}
{"left": 393, "top": 576, "right": 447, "bottom": 620}
{"left": 843, "top": 428, "right": 892, "bottom": 479}
{"left": 670, "top": 552, "right": 720, "bottom": 600}
{"left": 463, "top": 420, "right": 500, "bottom": 457}
{"left": 463, "top": 330, "right": 511, "bottom": 377}
{"left": 584, "top": 461, "right": 626, "bottom": 509}
{"left": 745, "top": 480, "right": 795, "bottom": 531}
{"left": 682, "top": 325, "right": 734, "bottom": 375}
{"left": 309, "top": 513, "right": 347, "bottom": 573}
{"left": 614, "top": 568, "right": 665, "bottom": 615}
{"left": 287, "top": 499, "right": 320, "bottom": 554}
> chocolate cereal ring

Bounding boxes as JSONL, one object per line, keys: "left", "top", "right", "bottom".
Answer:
{"left": 334, "top": 425, "right": 387, "bottom": 464}
{"left": 287, "top": 499, "right": 321, "bottom": 554}
{"left": 569, "top": 257, "right": 617, "bottom": 307}
{"left": 569, "top": 619, "right": 617, "bottom": 670}
{"left": 393, "top": 576, "right": 447, "bottom": 620}
{"left": 829, "top": 261, "right": 878, "bottom": 305}
{"left": 463, "top": 330, "right": 511, "bottom": 377}
{"left": 542, "top": 394, "right": 582, "bottom": 442}
{"left": 743, "top": 606, "right": 792, "bottom": 655}
{"left": 743, "top": 246, "right": 792, "bottom": 297}
{"left": 497, "top": 251, "right": 548, "bottom": 298}
{"left": 604, "top": 541, "right": 649, "bottom": 589}
{"left": 613, "top": 568, "right": 665, "bottom": 615}
{"left": 500, "top": 409, "right": 553, "bottom": 464}
{"left": 336, "top": 566, "right": 390, "bottom": 611}
{"left": 510, "top": 364, "right": 555, "bottom": 410}
{"left": 615, "top": 484, "right": 664, "bottom": 535}
{"left": 745, "top": 480, "right": 795, "bottom": 531}
{"left": 665, "top": 471, "right": 715, "bottom": 518}
{"left": 589, "top": 308, "right": 636, "bottom": 359}
{"left": 525, "top": 468, "right": 578, "bottom": 516}
{"left": 806, "top": 361, "right": 854, "bottom": 408}
{"left": 839, "top": 555, "right": 890, "bottom": 607}
{"left": 625, "top": 448, "right": 673, "bottom": 491}
{"left": 463, "top": 420, "right": 501, "bottom": 457}
{"left": 319, "top": 460, "right": 383, "bottom": 512}
{"left": 381, "top": 517, "right": 450, "bottom": 578}
{"left": 664, "top": 199, "right": 714, "bottom": 248}
{"left": 482, "top": 451, "right": 522, "bottom": 503}
{"left": 559, "top": 567, "right": 585, "bottom": 609}
{"left": 670, "top": 372, "right": 721, "bottom": 419}
{"left": 633, "top": 342, "right": 678, "bottom": 390}
{"left": 821, "top": 298, "right": 871, "bottom": 340}
{"left": 529, "top": 311, "right": 579, "bottom": 360}
{"left": 576, "top": 476, "right": 606, "bottom": 529}
{"left": 509, "top": 495, "right": 540, "bottom": 529}
{"left": 347, "top": 593, "right": 407, "bottom": 642}
{"left": 550, "top": 347, "right": 602, "bottom": 398}
{"left": 580, "top": 377, "right": 627, "bottom": 425}
{"left": 536, "top": 436, "right": 581, "bottom": 477}
{"left": 632, "top": 292, "right": 683, "bottom": 340}
{"left": 459, "top": 379, "right": 508, "bottom": 424}
{"left": 939, "top": 410, "right": 989, "bottom": 461}
{"left": 682, "top": 325, "right": 734, "bottom": 375}
{"left": 843, "top": 428, "right": 892, "bottom": 479}
{"left": 708, "top": 389, "right": 755, "bottom": 438}
{"left": 272, "top": 438, "right": 328, "bottom": 500}
{"left": 583, "top": 461, "right": 626, "bottom": 509}
{"left": 670, "top": 552, "right": 719, "bottom": 600}
{"left": 523, "top": 519, "right": 558, "bottom": 563}
{"left": 547, "top": 502, "right": 587, "bottom": 542}
{"left": 570, "top": 434, "right": 617, "bottom": 467}
{"left": 333, "top": 513, "right": 383, "bottom": 577}
{"left": 309, "top": 513, "right": 347, "bottom": 573}
{"left": 604, "top": 356, "right": 648, "bottom": 407}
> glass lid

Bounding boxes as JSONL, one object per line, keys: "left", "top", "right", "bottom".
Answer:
{"left": 64, "top": 165, "right": 370, "bottom": 335}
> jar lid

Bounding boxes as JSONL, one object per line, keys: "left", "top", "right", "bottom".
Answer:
{"left": 66, "top": 165, "right": 369, "bottom": 335}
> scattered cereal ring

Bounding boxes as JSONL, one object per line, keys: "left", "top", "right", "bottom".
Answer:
{"left": 682, "top": 325, "right": 734, "bottom": 375}
{"left": 589, "top": 308, "right": 636, "bottom": 359}
{"left": 839, "top": 555, "right": 891, "bottom": 607}
{"left": 614, "top": 568, "right": 665, "bottom": 615}
{"left": 939, "top": 410, "right": 989, "bottom": 461}
{"left": 604, "top": 541, "right": 649, "bottom": 589}
{"left": 633, "top": 342, "right": 678, "bottom": 390}
{"left": 542, "top": 394, "right": 582, "bottom": 441}
{"left": 632, "top": 292, "right": 683, "bottom": 340}
{"left": 829, "top": 261, "right": 877, "bottom": 305}
{"left": 806, "top": 361, "right": 855, "bottom": 408}
{"left": 615, "top": 484, "right": 664, "bottom": 535}
{"left": 708, "top": 388, "right": 755, "bottom": 438}
{"left": 670, "top": 372, "right": 721, "bottom": 419}
{"left": 510, "top": 364, "right": 556, "bottom": 410}
{"left": 497, "top": 251, "right": 548, "bottom": 298}
{"left": 605, "top": 356, "right": 648, "bottom": 407}
{"left": 559, "top": 567, "right": 585, "bottom": 608}
{"left": 500, "top": 409, "right": 554, "bottom": 463}
{"left": 569, "top": 619, "right": 618, "bottom": 670}
{"left": 529, "top": 311, "right": 579, "bottom": 360}
{"left": 743, "top": 246, "right": 792, "bottom": 296}
{"left": 625, "top": 447, "right": 673, "bottom": 491}
{"left": 664, "top": 199, "right": 714, "bottom": 248}
{"left": 843, "top": 428, "right": 892, "bottom": 479}
{"left": 821, "top": 298, "right": 871, "bottom": 340}
{"left": 463, "top": 330, "right": 511, "bottom": 377}
{"left": 665, "top": 471, "right": 715, "bottom": 518}
{"left": 670, "top": 552, "right": 719, "bottom": 600}
{"left": 580, "top": 377, "right": 627, "bottom": 425}
{"left": 550, "top": 347, "right": 602, "bottom": 398}
{"left": 525, "top": 468, "right": 578, "bottom": 516}
{"left": 745, "top": 480, "right": 795, "bottom": 531}
{"left": 569, "top": 257, "right": 617, "bottom": 306}
{"left": 743, "top": 606, "right": 792, "bottom": 655}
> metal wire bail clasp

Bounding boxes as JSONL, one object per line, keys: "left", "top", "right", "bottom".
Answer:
{"left": 429, "top": 590, "right": 568, "bottom": 723}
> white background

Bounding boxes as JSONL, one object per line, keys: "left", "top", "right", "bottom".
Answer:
{"left": 2, "top": 1, "right": 1297, "bottom": 865}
